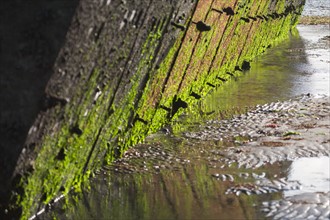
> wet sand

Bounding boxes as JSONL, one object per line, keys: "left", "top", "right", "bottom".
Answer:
{"left": 184, "top": 95, "right": 330, "bottom": 168}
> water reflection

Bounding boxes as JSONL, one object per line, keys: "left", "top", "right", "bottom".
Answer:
{"left": 202, "top": 24, "right": 329, "bottom": 116}
{"left": 285, "top": 156, "right": 330, "bottom": 197}
{"left": 52, "top": 158, "right": 286, "bottom": 219}
{"left": 295, "top": 25, "right": 330, "bottom": 97}
{"left": 44, "top": 133, "right": 300, "bottom": 220}
{"left": 302, "top": 0, "right": 330, "bottom": 17}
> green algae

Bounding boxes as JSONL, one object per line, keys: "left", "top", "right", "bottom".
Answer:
{"left": 18, "top": 14, "right": 171, "bottom": 220}
{"left": 17, "top": 0, "right": 304, "bottom": 218}
{"left": 283, "top": 131, "right": 301, "bottom": 137}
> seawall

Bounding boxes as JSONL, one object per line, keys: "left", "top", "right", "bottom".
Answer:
{"left": 7, "top": 0, "right": 304, "bottom": 218}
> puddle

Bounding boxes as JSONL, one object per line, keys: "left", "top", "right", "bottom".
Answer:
{"left": 293, "top": 25, "right": 330, "bottom": 97}
{"left": 261, "top": 157, "right": 330, "bottom": 220}
{"left": 201, "top": 25, "right": 329, "bottom": 117}
{"left": 285, "top": 156, "right": 330, "bottom": 197}
{"left": 302, "top": 0, "right": 330, "bottom": 17}
{"left": 42, "top": 95, "right": 329, "bottom": 220}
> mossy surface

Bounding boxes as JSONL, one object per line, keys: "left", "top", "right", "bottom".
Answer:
{"left": 15, "top": 0, "right": 304, "bottom": 218}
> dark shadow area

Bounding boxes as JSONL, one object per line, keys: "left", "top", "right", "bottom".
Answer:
{"left": 0, "top": 0, "right": 79, "bottom": 212}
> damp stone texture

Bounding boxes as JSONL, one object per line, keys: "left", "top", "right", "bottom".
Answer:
{"left": 11, "top": 0, "right": 305, "bottom": 218}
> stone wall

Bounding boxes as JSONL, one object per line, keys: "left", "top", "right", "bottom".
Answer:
{"left": 6, "top": 0, "right": 304, "bottom": 218}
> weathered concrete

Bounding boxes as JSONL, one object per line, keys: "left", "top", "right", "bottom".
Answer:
{"left": 3, "top": 0, "right": 305, "bottom": 218}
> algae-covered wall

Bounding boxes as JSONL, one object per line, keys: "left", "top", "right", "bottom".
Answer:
{"left": 8, "top": 0, "right": 304, "bottom": 218}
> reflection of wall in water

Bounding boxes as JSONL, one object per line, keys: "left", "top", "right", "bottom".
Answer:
{"left": 199, "top": 30, "right": 308, "bottom": 118}
{"left": 42, "top": 149, "right": 294, "bottom": 220}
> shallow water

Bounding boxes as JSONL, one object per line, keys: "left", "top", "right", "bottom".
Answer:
{"left": 302, "top": 0, "right": 330, "bottom": 17}
{"left": 202, "top": 24, "right": 330, "bottom": 114}
{"left": 285, "top": 156, "right": 330, "bottom": 197}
